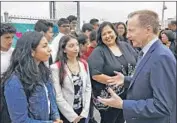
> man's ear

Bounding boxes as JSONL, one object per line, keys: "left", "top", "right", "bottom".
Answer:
{"left": 146, "top": 25, "right": 153, "bottom": 34}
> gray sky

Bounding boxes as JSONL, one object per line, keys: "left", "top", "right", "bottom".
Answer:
{"left": 1, "top": 1, "right": 176, "bottom": 25}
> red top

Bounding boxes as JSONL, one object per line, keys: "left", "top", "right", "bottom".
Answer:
{"left": 80, "top": 46, "right": 95, "bottom": 61}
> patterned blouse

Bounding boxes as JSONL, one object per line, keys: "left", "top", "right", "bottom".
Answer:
{"left": 72, "top": 73, "right": 83, "bottom": 110}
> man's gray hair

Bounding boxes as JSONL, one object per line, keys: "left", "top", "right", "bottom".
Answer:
{"left": 128, "top": 10, "right": 159, "bottom": 34}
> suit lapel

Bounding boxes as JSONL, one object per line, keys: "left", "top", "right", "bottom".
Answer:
{"left": 128, "top": 40, "right": 161, "bottom": 90}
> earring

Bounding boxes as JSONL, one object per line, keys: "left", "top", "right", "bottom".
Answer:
{"left": 32, "top": 52, "right": 35, "bottom": 57}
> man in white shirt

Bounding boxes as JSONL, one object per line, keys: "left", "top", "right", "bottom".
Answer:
{"left": 34, "top": 19, "right": 54, "bottom": 66}
{"left": 1, "top": 23, "right": 16, "bottom": 75}
{"left": 50, "top": 18, "right": 70, "bottom": 63}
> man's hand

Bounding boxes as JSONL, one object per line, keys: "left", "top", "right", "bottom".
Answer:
{"left": 107, "top": 71, "right": 124, "bottom": 86}
{"left": 97, "top": 88, "right": 123, "bottom": 109}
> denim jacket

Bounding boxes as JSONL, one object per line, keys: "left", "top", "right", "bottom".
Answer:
{"left": 4, "top": 74, "right": 60, "bottom": 123}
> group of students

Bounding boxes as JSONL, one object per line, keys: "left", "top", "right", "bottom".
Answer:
{"left": 1, "top": 10, "right": 176, "bottom": 123}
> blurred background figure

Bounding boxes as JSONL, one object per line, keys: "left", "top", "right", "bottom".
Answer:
{"left": 82, "top": 23, "right": 94, "bottom": 40}
{"left": 34, "top": 19, "right": 54, "bottom": 42}
{"left": 115, "top": 22, "right": 130, "bottom": 44}
{"left": 77, "top": 33, "right": 90, "bottom": 60}
{"left": 67, "top": 15, "right": 78, "bottom": 37}
{"left": 1, "top": 23, "right": 16, "bottom": 75}
{"left": 160, "top": 29, "right": 176, "bottom": 58}
{"left": 168, "top": 20, "right": 177, "bottom": 33}
{"left": 50, "top": 18, "right": 70, "bottom": 63}
{"left": 90, "top": 18, "right": 99, "bottom": 31}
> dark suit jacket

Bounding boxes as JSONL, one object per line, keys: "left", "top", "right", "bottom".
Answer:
{"left": 123, "top": 40, "right": 176, "bottom": 123}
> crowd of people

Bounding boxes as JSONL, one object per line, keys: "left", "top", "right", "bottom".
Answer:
{"left": 1, "top": 9, "right": 176, "bottom": 123}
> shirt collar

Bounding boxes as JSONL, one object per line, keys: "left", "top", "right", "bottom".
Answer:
{"left": 1, "top": 48, "right": 13, "bottom": 54}
{"left": 142, "top": 37, "right": 158, "bottom": 57}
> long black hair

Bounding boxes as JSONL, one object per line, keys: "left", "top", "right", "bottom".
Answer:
{"left": 1, "top": 31, "right": 50, "bottom": 92}
{"left": 97, "top": 21, "right": 119, "bottom": 46}
{"left": 116, "top": 22, "right": 127, "bottom": 38}
{"left": 55, "top": 35, "right": 78, "bottom": 87}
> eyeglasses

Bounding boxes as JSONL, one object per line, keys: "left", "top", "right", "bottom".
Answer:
{"left": 60, "top": 25, "right": 70, "bottom": 28}
{"left": 71, "top": 21, "right": 77, "bottom": 25}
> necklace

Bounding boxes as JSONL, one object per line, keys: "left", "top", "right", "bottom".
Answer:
{"left": 66, "top": 60, "right": 81, "bottom": 75}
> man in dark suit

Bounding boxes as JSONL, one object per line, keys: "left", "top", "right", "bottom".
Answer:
{"left": 98, "top": 10, "right": 176, "bottom": 123}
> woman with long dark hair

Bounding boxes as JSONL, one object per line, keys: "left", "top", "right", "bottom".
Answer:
{"left": 115, "top": 22, "right": 130, "bottom": 44}
{"left": 50, "top": 35, "right": 91, "bottom": 123}
{"left": 160, "top": 29, "right": 176, "bottom": 58}
{"left": 88, "top": 22, "right": 137, "bottom": 123}
{"left": 1, "top": 31, "right": 62, "bottom": 123}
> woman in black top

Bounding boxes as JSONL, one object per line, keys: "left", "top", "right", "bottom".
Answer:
{"left": 88, "top": 22, "right": 137, "bottom": 123}
{"left": 160, "top": 29, "right": 177, "bottom": 58}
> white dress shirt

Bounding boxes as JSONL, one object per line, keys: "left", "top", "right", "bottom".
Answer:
{"left": 141, "top": 37, "right": 158, "bottom": 58}
{"left": 50, "top": 33, "right": 64, "bottom": 63}
{"left": 1, "top": 48, "right": 14, "bottom": 75}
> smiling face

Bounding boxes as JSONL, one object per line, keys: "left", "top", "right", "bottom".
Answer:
{"left": 64, "top": 38, "right": 80, "bottom": 59}
{"left": 32, "top": 37, "right": 51, "bottom": 63}
{"left": 101, "top": 25, "right": 117, "bottom": 47}
{"left": 161, "top": 33, "right": 169, "bottom": 44}
{"left": 117, "top": 24, "right": 126, "bottom": 36}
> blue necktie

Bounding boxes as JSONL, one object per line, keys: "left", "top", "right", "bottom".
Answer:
{"left": 136, "top": 50, "right": 144, "bottom": 68}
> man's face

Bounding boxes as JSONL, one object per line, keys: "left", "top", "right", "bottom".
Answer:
{"left": 93, "top": 22, "right": 99, "bottom": 30}
{"left": 168, "top": 24, "right": 173, "bottom": 30}
{"left": 127, "top": 16, "right": 148, "bottom": 48}
{"left": 44, "top": 27, "right": 54, "bottom": 42}
{"left": 70, "top": 20, "right": 77, "bottom": 31}
{"left": 85, "top": 30, "right": 92, "bottom": 39}
{"left": 59, "top": 23, "right": 70, "bottom": 34}
{"left": 1, "top": 33, "right": 15, "bottom": 51}
{"left": 168, "top": 23, "right": 176, "bottom": 31}
{"left": 80, "top": 40, "right": 89, "bottom": 53}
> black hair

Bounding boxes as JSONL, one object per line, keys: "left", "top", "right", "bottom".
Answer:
{"left": 67, "top": 15, "right": 77, "bottom": 23}
{"left": 57, "top": 18, "right": 69, "bottom": 27}
{"left": 125, "top": 20, "right": 128, "bottom": 25}
{"left": 158, "top": 29, "right": 164, "bottom": 40}
{"left": 115, "top": 22, "right": 127, "bottom": 38}
{"left": 34, "top": 19, "right": 53, "bottom": 33}
{"left": 89, "top": 30, "right": 97, "bottom": 42}
{"left": 90, "top": 18, "right": 99, "bottom": 25}
{"left": 97, "top": 21, "right": 119, "bottom": 45}
{"left": 170, "top": 20, "right": 176, "bottom": 25}
{"left": 162, "top": 30, "right": 176, "bottom": 42}
{"left": 77, "top": 33, "right": 88, "bottom": 45}
{"left": 82, "top": 23, "right": 94, "bottom": 33}
{"left": 0, "top": 23, "right": 16, "bottom": 37}
{"left": 1, "top": 31, "right": 50, "bottom": 93}
{"left": 55, "top": 35, "right": 78, "bottom": 86}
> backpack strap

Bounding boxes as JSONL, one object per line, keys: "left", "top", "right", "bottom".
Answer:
{"left": 56, "top": 61, "right": 61, "bottom": 68}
